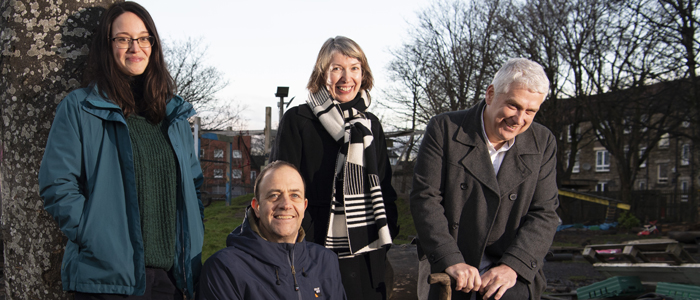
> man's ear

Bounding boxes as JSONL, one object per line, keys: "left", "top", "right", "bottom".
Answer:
{"left": 251, "top": 198, "right": 260, "bottom": 218}
{"left": 485, "top": 85, "right": 495, "bottom": 105}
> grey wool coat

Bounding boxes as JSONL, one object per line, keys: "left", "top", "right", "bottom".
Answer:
{"left": 410, "top": 100, "right": 560, "bottom": 300}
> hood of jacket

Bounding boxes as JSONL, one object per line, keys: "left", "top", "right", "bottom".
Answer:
{"left": 83, "top": 84, "right": 195, "bottom": 124}
{"left": 226, "top": 207, "right": 308, "bottom": 268}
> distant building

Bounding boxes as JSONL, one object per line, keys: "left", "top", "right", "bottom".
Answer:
{"left": 199, "top": 133, "right": 257, "bottom": 200}
{"left": 558, "top": 80, "right": 697, "bottom": 223}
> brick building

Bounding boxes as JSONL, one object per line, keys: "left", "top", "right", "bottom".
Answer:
{"left": 199, "top": 133, "right": 257, "bottom": 200}
{"left": 558, "top": 81, "right": 698, "bottom": 223}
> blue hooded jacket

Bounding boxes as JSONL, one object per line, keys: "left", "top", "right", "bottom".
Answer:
{"left": 38, "top": 86, "right": 204, "bottom": 298}
{"left": 199, "top": 207, "right": 346, "bottom": 300}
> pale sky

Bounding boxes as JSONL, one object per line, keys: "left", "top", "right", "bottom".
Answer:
{"left": 137, "top": 0, "right": 430, "bottom": 130}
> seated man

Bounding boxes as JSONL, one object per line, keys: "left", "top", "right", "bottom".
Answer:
{"left": 199, "top": 161, "right": 347, "bottom": 300}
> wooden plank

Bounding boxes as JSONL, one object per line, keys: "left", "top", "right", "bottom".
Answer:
{"left": 582, "top": 247, "right": 603, "bottom": 264}
{"left": 623, "top": 246, "right": 643, "bottom": 263}
{"left": 666, "top": 244, "right": 684, "bottom": 265}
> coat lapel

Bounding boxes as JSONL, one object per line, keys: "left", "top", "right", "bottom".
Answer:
{"left": 496, "top": 127, "right": 539, "bottom": 197}
{"left": 456, "top": 101, "right": 500, "bottom": 196}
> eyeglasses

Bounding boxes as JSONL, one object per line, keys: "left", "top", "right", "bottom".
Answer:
{"left": 110, "top": 36, "right": 155, "bottom": 49}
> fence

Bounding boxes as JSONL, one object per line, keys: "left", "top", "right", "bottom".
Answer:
{"left": 559, "top": 190, "right": 698, "bottom": 224}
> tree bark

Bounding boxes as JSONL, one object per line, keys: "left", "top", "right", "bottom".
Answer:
{"left": 1, "top": 0, "right": 117, "bottom": 298}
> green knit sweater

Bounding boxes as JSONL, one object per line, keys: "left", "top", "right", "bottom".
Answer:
{"left": 127, "top": 115, "right": 177, "bottom": 271}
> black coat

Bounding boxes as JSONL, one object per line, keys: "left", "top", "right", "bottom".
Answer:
{"left": 410, "top": 101, "right": 560, "bottom": 300}
{"left": 271, "top": 104, "right": 398, "bottom": 294}
{"left": 271, "top": 104, "right": 399, "bottom": 244}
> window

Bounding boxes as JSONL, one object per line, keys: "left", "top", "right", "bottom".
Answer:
{"left": 214, "top": 149, "right": 224, "bottom": 158}
{"left": 639, "top": 147, "right": 647, "bottom": 168}
{"left": 596, "top": 149, "right": 610, "bottom": 172}
{"left": 596, "top": 181, "right": 608, "bottom": 192}
{"left": 683, "top": 121, "right": 691, "bottom": 128}
{"left": 250, "top": 170, "right": 257, "bottom": 182}
{"left": 681, "top": 180, "right": 689, "bottom": 202}
{"left": 199, "top": 149, "right": 204, "bottom": 158}
{"left": 213, "top": 169, "right": 224, "bottom": 179}
{"left": 623, "top": 117, "right": 632, "bottom": 135}
{"left": 638, "top": 179, "right": 646, "bottom": 190}
{"left": 232, "top": 169, "right": 242, "bottom": 179}
{"left": 681, "top": 144, "right": 690, "bottom": 166}
{"left": 232, "top": 150, "right": 242, "bottom": 159}
{"left": 640, "top": 114, "right": 648, "bottom": 132}
{"left": 566, "top": 150, "right": 580, "bottom": 173}
{"left": 567, "top": 125, "right": 581, "bottom": 143}
{"left": 657, "top": 163, "right": 668, "bottom": 184}
{"left": 658, "top": 133, "right": 670, "bottom": 149}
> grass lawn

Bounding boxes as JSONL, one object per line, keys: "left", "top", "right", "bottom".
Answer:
{"left": 201, "top": 194, "right": 418, "bottom": 262}
{"left": 394, "top": 197, "right": 417, "bottom": 244}
{"left": 202, "top": 194, "right": 252, "bottom": 261}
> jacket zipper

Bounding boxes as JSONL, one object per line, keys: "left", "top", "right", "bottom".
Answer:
{"left": 286, "top": 244, "right": 302, "bottom": 300}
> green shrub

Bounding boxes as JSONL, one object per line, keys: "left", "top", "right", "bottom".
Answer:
{"left": 617, "top": 211, "right": 640, "bottom": 229}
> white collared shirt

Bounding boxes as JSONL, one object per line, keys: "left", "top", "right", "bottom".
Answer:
{"left": 481, "top": 107, "right": 515, "bottom": 175}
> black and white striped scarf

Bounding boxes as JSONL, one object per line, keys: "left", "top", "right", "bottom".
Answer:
{"left": 307, "top": 88, "right": 392, "bottom": 258}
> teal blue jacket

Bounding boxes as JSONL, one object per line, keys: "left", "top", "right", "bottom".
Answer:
{"left": 39, "top": 86, "right": 205, "bottom": 298}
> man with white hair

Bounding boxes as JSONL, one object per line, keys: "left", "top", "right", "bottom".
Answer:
{"left": 411, "top": 58, "right": 560, "bottom": 300}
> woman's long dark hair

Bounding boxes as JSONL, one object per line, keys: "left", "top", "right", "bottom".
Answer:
{"left": 83, "top": 2, "right": 174, "bottom": 123}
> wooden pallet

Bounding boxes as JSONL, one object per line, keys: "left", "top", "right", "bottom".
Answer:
{"left": 582, "top": 239, "right": 697, "bottom": 265}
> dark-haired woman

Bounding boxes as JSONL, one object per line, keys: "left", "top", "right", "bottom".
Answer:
{"left": 38, "top": 2, "right": 204, "bottom": 299}
{"left": 271, "top": 36, "right": 398, "bottom": 300}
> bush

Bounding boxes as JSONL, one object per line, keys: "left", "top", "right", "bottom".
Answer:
{"left": 617, "top": 211, "right": 640, "bottom": 229}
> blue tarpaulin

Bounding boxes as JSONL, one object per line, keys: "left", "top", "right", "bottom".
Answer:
{"left": 557, "top": 222, "right": 618, "bottom": 231}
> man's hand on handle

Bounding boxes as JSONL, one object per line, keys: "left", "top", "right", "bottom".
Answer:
{"left": 444, "top": 263, "right": 517, "bottom": 300}
{"left": 444, "top": 263, "right": 481, "bottom": 293}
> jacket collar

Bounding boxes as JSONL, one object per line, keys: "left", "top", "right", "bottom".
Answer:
{"left": 81, "top": 84, "right": 195, "bottom": 124}
{"left": 226, "top": 207, "right": 309, "bottom": 268}
{"left": 82, "top": 85, "right": 125, "bottom": 123}
{"left": 457, "top": 100, "right": 540, "bottom": 197}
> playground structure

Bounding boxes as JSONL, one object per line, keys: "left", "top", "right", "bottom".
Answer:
{"left": 559, "top": 188, "right": 631, "bottom": 223}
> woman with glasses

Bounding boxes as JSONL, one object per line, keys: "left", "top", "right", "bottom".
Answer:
{"left": 271, "top": 36, "right": 399, "bottom": 300}
{"left": 38, "top": 2, "right": 204, "bottom": 299}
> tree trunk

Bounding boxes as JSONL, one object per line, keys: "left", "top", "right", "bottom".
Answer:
{"left": 0, "top": 0, "right": 117, "bottom": 298}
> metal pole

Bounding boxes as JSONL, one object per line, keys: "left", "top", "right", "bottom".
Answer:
{"left": 265, "top": 107, "right": 272, "bottom": 159}
{"left": 226, "top": 126, "right": 232, "bottom": 206}
{"left": 194, "top": 117, "right": 201, "bottom": 159}
{"left": 279, "top": 96, "right": 285, "bottom": 124}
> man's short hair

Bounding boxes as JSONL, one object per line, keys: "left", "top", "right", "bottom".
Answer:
{"left": 491, "top": 58, "right": 550, "bottom": 96}
{"left": 253, "top": 161, "right": 306, "bottom": 200}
